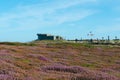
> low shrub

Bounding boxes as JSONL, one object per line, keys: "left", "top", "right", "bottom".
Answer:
{"left": 42, "top": 65, "right": 87, "bottom": 73}
{"left": 42, "top": 65, "right": 119, "bottom": 80}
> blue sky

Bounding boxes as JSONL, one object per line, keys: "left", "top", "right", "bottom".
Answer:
{"left": 0, "top": 0, "right": 120, "bottom": 42}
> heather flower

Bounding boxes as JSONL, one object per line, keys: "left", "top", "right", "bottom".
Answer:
{"left": 0, "top": 74, "right": 15, "bottom": 80}
{"left": 42, "top": 65, "right": 119, "bottom": 80}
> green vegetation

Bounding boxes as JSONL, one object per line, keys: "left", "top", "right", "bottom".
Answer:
{"left": 0, "top": 42, "right": 36, "bottom": 46}
{"left": 0, "top": 40, "right": 119, "bottom": 80}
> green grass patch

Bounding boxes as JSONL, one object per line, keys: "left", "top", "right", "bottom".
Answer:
{"left": 81, "top": 63, "right": 97, "bottom": 68}
{"left": 0, "top": 42, "right": 36, "bottom": 46}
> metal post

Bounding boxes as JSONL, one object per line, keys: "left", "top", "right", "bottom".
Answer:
{"left": 87, "top": 32, "right": 94, "bottom": 43}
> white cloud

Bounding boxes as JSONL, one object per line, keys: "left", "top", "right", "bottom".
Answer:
{"left": 0, "top": 0, "right": 97, "bottom": 31}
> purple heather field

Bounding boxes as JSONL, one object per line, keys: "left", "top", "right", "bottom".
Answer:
{"left": 0, "top": 41, "right": 119, "bottom": 80}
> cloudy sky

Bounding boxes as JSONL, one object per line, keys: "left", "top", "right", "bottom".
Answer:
{"left": 0, "top": 0, "right": 120, "bottom": 42}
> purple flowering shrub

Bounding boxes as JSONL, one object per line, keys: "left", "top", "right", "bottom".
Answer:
{"left": 42, "top": 65, "right": 88, "bottom": 73}
{"left": 0, "top": 74, "right": 15, "bottom": 80}
{"left": 38, "top": 56, "right": 49, "bottom": 61}
{"left": 70, "top": 72, "right": 119, "bottom": 80}
{"left": 42, "top": 65, "right": 119, "bottom": 80}
{"left": 0, "top": 42, "right": 119, "bottom": 80}
{"left": 28, "top": 53, "right": 50, "bottom": 61}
